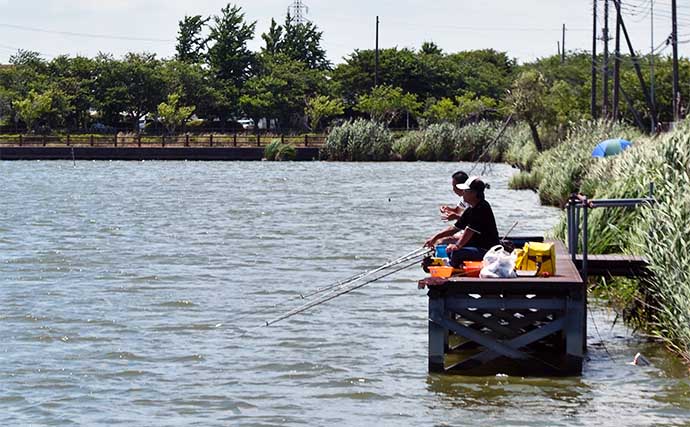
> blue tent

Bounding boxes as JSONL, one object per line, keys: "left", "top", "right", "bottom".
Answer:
{"left": 592, "top": 138, "right": 633, "bottom": 158}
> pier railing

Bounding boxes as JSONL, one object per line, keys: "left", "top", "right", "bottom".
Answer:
{"left": 0, "top": 134, "right": 327, "bottom": 148}
{"left": 566, "top": 185, "right": 656, "bottom": 282}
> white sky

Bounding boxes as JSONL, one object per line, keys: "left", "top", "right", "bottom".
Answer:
{"left": 0, "top": 0, "right": 689, "bottom": 64}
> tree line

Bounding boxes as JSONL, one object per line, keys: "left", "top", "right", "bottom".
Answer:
{"left": 0, "top": 2, "right": 688, "bottom": 141}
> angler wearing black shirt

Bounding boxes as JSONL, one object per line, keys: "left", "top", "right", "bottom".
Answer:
{"left": 425, "top": 176, "right": 500, "bottom": 268}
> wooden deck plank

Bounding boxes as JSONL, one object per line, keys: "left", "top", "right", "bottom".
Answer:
{"left": 575, "top": 254, "right": 649, "bottom": 278}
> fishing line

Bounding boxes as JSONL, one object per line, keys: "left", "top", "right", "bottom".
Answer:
{"left": 588, "top": 303, "right": 617, "bottom": 362}
{"left": 263, "top": 256, "right": 424, "bottom": 327}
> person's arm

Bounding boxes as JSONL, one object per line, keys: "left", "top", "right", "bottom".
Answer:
{"left": 441, "top": 206, "right": 464, "bottom": 221}
{"left": 446, "top": 229, "right": 475, "bottom": 252}
{"left": 424, "top": 226, "right": 459, "bottom": 247}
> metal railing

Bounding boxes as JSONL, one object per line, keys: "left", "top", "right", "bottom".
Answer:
{"left": 0, "top": 134, "right": 327, "bottom": 148}
{"left": 566, "top": 184, "right": 656, "bottom": 282}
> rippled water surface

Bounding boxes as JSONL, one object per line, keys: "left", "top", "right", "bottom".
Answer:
{"left": 1, "top": 161, "right": 689, "bottom": 426}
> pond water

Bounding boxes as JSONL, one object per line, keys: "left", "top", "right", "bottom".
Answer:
{"left": 0, "top": 161, "right": 688, "bottom": 426}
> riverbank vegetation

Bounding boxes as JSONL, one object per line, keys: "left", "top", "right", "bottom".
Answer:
{"left": 507, "top": 118, "right": 690, "bottom": 363}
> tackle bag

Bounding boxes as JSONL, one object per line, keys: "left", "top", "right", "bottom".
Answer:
{"left": 515, "top": 242, "right": 556, "bottom": 276}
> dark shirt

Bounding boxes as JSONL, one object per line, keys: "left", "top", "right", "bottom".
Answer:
{"left": 454, "top": 199, "right": 500, "bottom": 250}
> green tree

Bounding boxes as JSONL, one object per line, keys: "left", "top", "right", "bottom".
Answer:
{"left": 241, "top": 53, "right": 328, "bottom": 131}
{"left": 12, "top": 89, "right": 54, "bottom": 132}
{"left": 156, "top": 93, "right": 195, "bottom": 134}
{"left": 207, "top": 4, "right": 256, "bottom": 85}
{"left": 356, "top": 85, "right": 422, "bottom": 125}
{"left": 176, "top": 15, "right": 210, "bottom": 64}
{"left": 48, "top": 55, "right": 97, "bottom": 130}
{"left": 455, "top": 91, "right": 497, "bottom": 119}
{"left": 161, "top": 60, "right": 212, "bottom": 119}
{"left": 93, "top": 53, "right": 166, "bottom": 132}
{"left": 259, "top": 14, "right": 329, "bottom": 71}
{"left": 261, "top": 19, "right": 284, "bottom": 56}
{"left": 281, "top": 14, "right": 330, "bottom": 70}
{"left": 505, "top": 70, "right": 551, "bottom": 151}
{"left": 305, "top": 95, "right": 344, "bottom": 130}
{"left": 425, "top": 97, "right": 460, "bottom": 123}
{"left": 239, "top": 74, "right": 284, "bottom": 131}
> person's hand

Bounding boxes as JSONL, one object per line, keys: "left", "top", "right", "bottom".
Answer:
{"left": 441, "top": 212, "right": 460, "bottom": 221}
{"left": 446, "top": 244, "right": 459, "bottom": 252}
{"left": 424, "top": 238, "right": 436, "bottom": 248}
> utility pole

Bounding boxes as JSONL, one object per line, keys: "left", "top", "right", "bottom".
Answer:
{"left": 672, "top": 0, "right": 680, "bottom": 123}
{"left": 612, "top": 0, "right": 658, "bottom": 131}
{"left": 375, "top": 16, "right": 380, "bottom": 87}
{"left": 592, "top": 0, "right": 598, "bottom": 119}
{"left": 613, "top": 0, "right": 621, "bottom": 120}
{"left": 603, "top": 0, "right": 610, "bottom": 118}
{"left": 650, "top": 0, "right": 656, "bottom": 132}
{"left": 562, "top": 24, "right": 566, "bottom": 63}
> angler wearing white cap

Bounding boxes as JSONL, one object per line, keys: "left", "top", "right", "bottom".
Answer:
{"left": 424, "top": 176, "right": 500, "bottom": 267}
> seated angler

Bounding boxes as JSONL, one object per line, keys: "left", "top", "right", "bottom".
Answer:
{"left": 425, "top": 177, "right": 500, "bottom": 267}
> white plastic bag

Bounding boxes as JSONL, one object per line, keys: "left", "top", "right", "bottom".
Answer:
{"left": 480, "top": 245, "right": 518, "bottom": 279}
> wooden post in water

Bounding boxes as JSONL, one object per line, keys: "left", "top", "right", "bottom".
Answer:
{"left": 209, "top": 134, "right": 214, "bottom": 147}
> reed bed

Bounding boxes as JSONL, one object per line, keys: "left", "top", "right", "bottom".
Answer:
{"left": 540, "top": 120, "right": 690, "bottom": 361}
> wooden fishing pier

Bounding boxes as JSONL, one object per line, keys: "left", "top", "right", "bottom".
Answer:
{"left": 421, "top": 241, "right": 587, "bottom": 376}
{"left": 420, "top": 192, "right": 653, "bottom": 377}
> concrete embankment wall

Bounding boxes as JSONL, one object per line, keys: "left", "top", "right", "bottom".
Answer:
{"left": 0, "top": 147, "right": 321, "bottom": 161}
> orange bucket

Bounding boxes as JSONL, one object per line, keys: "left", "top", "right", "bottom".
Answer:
{"left": 462, "top": 261, "right": 484, "bottom": 277}
{"left": 428, "top": 266, "right": 454, "bottom": 278}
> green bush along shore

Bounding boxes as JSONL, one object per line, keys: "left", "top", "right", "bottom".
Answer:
{"left": 324, "top": 119, "right": 529, "bottom": 163}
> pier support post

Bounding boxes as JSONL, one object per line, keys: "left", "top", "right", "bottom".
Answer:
{"left": 428, "top": 296, "right": 447, "bottom": 372}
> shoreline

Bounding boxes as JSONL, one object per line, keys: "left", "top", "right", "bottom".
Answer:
{"left": 0, "top": 146, "right": 321, "bottom": 161}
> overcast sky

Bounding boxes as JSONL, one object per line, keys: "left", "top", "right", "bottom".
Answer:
{"left": 1, "top": 0, "right": 689, "bottom": 64}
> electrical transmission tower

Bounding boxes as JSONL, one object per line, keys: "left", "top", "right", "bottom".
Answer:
{"left": 288, "top": 0, "right": 309, "bottom": 24}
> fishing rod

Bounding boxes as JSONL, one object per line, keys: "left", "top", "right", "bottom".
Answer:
{"left": 264, "top": 256, "right": 423, "bottom": 327}
{"left": 223, "top": 247, "right": 431, "bottom": 328}
{"left": 469, "top": 114, "right": 513, "bottom": 175}
{"left": 502, "top": 221, "right": 519, "bottom": 242}
{"left": 296, "top": 246, "right": 430, "bottom": 301}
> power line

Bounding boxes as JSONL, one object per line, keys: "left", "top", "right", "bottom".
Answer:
{"left": 0, "top": 42, "right": 55, "bottom": 58}
{"left": 0, "top": 22, "right": 173, "bottom": 42}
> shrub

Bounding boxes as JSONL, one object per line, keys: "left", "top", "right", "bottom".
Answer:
{"left": 503, "top": 124, "right": 538, "bottom": 171}
{"left": 264, "top": 139, "right": 296, "bottom": 161}
{"left": 508, "top": 170, "right": 542, "bottom": 190}
{"left": 392, "top": 131, "right": 424, "bottom": 161}
{"left": 324, "top": 119, "right": 393, "bottom": 161}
